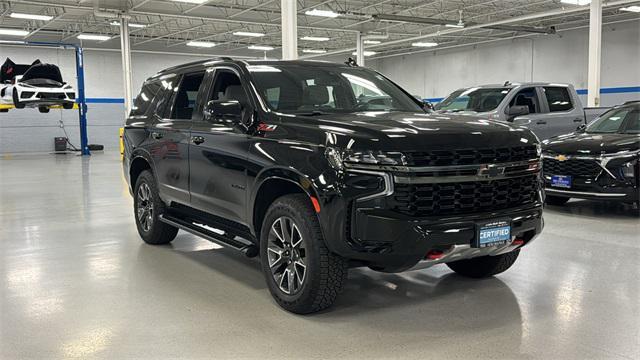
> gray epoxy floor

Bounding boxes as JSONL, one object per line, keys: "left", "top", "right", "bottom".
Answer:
{"left": 1, "top": 153, "right": 639, "bottom": 359}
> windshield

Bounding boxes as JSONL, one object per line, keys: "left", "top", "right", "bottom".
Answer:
{"left": 434, "top": 87, "right": 511, "bottom": 112}
{"left": 247, "top": 64, "right": 423, "bottom": 114}
{"left": 587, "top": 105, "right": 640, "bottom": 134}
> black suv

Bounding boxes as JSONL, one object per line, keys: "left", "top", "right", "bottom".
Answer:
{"left": 123, "top": 59, "right": 544, "bottom": 314}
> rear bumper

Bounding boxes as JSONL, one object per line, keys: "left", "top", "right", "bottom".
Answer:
{"left": 332, "top": 203, "right": 543, "bottom": 272}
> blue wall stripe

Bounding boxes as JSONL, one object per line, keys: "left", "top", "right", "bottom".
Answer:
{"left": 86, "top": 98, "right": 125, "bottom": 104}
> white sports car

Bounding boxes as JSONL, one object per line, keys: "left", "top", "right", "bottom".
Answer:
{"left": 0, "top": 58, "right": 75, "bottom": 113}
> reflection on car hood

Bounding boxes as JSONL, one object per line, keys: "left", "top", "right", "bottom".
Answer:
{"left": 275, "top": 111, "right": 538, "bottom": 152}
{"left": 543, "top": 132, "right": 640, "bottom": 155}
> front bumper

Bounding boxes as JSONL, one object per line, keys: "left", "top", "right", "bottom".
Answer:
{"left": 334, "top": 203, "right": 543, "bottom": 272}
{"left": 17, "top": 87, "right": 75, "bottom": 105}
{"left": 543, "top": 175, "right": 639, "bottom": 202}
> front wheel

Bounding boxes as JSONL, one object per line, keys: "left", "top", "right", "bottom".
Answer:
{"left": 62, "top": 102, "right": 74, "bottom": 110}
{"left": 446, "top": 250, "right": 520, "bottom": 278}
{"left": 545, "top": 195, "right": 570, "bottom": 206}
{"left": 133, "top": 170, "right": 178, "bottom": 245}
{"left": 38, "top": 106, "right": 50, "bottom": 113}
{"left": 260, "top": 194, "right": 348, "bottom": 314}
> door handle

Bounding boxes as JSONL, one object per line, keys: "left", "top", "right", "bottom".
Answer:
{"left": 191, "top": 136, "right": 205, "bottom": 145}
{"left": 573, "top": 118, "right": 584, "bottom": 123}
{"left": 536, "top": 120, "right": 547, "bottom": 125}
{"left": 151, "top": 131, "right": 163, "bottom": 140}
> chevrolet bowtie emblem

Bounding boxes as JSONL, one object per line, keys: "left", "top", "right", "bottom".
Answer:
{"left": 555, "top": 155, "right": 568, "bottom": 162}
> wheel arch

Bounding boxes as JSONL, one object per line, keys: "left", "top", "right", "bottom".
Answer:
{"left": 250, "top": 168, "right": 321, "bottom": 239}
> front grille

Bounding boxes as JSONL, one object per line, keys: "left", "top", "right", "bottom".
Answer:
{"left": 543, "top": 158, "right": 601, "bottom": 177}
{"left": 37, "top": 92, "right": 65, "bottom": 100}
{"left": 405, "top": 145, "right": 537, "bottom": 167}
{"left": 389, "top": 174, "right": 539, "bottom": 217}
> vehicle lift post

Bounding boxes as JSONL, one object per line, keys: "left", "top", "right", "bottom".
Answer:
{"left": 7, "top": 41, "right": 90, "bottom": 155}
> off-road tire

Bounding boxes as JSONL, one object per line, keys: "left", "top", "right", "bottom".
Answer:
{"left": 446, "top": 250, "right": 520, "bottom": 278}
{"left": 546, "top": 195, "right": 570, "bottom": 206}
{"left": 260, "top": 194, "right": 348, "bottom": 314}
{"left": 133, "top": 170, "right": 178, "bottom": 245}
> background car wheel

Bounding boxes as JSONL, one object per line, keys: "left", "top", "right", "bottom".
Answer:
{"left": 260, "top": 194, "right": 348, "bottom": 314}
{"left": 12, "top": 89, "right": 25, "bottom": 109}
{"left": 0, "top": 109, "right": 8, "bottom": 113}
{"left": 62, "top": 102, "right": 74, "bottom": 110}
{"left": 446, "top": 250, "right": 520, "bottom": 278}
{"left": 133, "top": 170, "right": 178, "bottom": 245}
{"left": 38, "top": 107, "right": 50, "bottom": 113}
{"left": 545, "top": 195, "right": 570, "bottom": 206}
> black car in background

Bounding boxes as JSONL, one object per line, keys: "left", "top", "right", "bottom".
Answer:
{"left": 542, "top": 101, "right": 640, "bottom": 206}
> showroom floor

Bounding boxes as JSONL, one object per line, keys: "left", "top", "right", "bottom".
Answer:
{"left": 1, "top": 153, "right": 638, "bottom": 359}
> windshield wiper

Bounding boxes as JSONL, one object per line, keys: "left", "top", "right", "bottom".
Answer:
{"left": 294, "top": 110, "right": 330, "bottom": 116}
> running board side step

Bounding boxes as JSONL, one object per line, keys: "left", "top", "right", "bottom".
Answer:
{"left": 159, "top": 214, "right": 259, "bottom": 258}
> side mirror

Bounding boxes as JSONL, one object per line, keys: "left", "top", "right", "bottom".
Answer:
{"left": 203, "top": 100, "right": 242, "bottom": 122}
{"left": 576, "top": 124, "right": 587, "bottom": 132}
{"left": 507, "top": 105, "right": 529, "bottom": 121}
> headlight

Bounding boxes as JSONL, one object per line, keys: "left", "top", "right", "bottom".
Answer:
{"left": 325, "top": 148, "right": 407, "bottom": 170}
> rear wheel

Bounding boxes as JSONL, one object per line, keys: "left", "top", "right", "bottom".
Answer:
{"left": 260, "top": 194, "right": 348, "bottom": 314}
{"left": 133, "top": 170, "right": 178, "bottom": 245}
{"left": 546, "top": 195, "right": 570, "bottom": 206}
{"left": 12, "top": 89, "right": 24, "bottom": 109}
{"left": 62, "top": 102, "right": 74, "bottom": 110}
{"left": 447, "top": 250, "right": 520, "bottom": 278}
{"left": 38, "top": 106, "right": 50, "bottom": 113}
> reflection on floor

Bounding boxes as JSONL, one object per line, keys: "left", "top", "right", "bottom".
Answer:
{"left": 1, "top": 153, "right": 639, "bottom": 359}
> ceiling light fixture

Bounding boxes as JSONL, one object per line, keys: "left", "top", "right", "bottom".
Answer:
{"left": 445, "top": 23, "right": 464, "bottom": 28}
{"left": 0, "top": 28, "right": 30, "bottom": 36}
{"left": 110, "top": 21, "right": 146, "bottom": 28}
{"left": 620, "top": 5, "right": 640, "bottom": 12}
{"left": 233, "top": 31, "right": 265, "bottom": 37}
{"left": 412, "top": 42, "right": 438, "bottom": 47}
{"left": 560, "top": 0, "right": 591, "bottom": 5}
{"left": 363, "top": 40, "right": 381, "bottom": 44}
{"left": 10, "top": 12, "right": 54, "bottom": 21}
{"left": 302, "top": 49, "right": 327, "bottom": 54}
{"left": 300, "top": 36, "right": 330, "bottom": 41}
{"left": 352, "top": 51, "right": 376, "bottom": 56}
{"left": 248, "top": 45, "right": 274, "bottom": 51}
{"left": 305, "top": 9, "right": 340, "bottom": 18}
{"left": 171, "top": 0, "right": 208, "bottom": 4}
{"left": 77, "top": 34, "right": 111, "bottom": 41}
{"left": 187, "top": 41, "right": 216, "bottom": 48}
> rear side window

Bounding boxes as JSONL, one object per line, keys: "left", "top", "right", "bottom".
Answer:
{"left": 169, "top": 71, "right": 205, "bottom": 120}
{"left": 131, "top": 81, "right": 161, "bottom": 116}
{"left": 544, "top": 87, "right": 573, "bottom": 112}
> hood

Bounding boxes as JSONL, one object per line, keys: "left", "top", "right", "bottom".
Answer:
{"left": 543, "top": 132, "right": 640, "bottom": 156}
{"left": 273, "top": 111, "right": 538, "bottom": 152}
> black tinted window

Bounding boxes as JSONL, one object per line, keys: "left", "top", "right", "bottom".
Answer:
{"left": 131, "top": 81, "right": 161, "bottom": 116}
{"left": 544, "top": 87, "right": 573, "bottom": 112}
{"left": 169, "top": 72, "right": 205, "bottom": 120}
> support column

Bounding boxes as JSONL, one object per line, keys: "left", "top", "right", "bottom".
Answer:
{"left": 587, "top": 0, "right": 602, "bottom": 107}
{"left": 119, "top": 17, "right": 134, "bottom": 116}
{"left": 356, "top": 32, "right": 364, "bottom": 66}
{"left": 281, "top": 0, "right": 297, "bottom": 60}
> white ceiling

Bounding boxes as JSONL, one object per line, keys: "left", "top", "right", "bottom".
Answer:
{"left": 0, "top": 0, "right": 639, "bottom": 59}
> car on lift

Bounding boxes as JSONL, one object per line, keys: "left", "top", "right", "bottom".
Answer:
{"left": 0, "top": 58, "right": 75, "bottom": 113}
{"left": 123, "top": 59, "right": 545, "bottom": 314}
{"left": 434, "top": 82, "right": 608, "bottom": 140}
{"left": 542, "top": 101, "right": 639, "bottom": 206}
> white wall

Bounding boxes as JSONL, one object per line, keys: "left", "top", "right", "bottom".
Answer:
{"left": 0, "top": 47, "right": 206, "bottom": 153}
{"left": 372, "top": 20, "right": 640, "bottom": 106}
